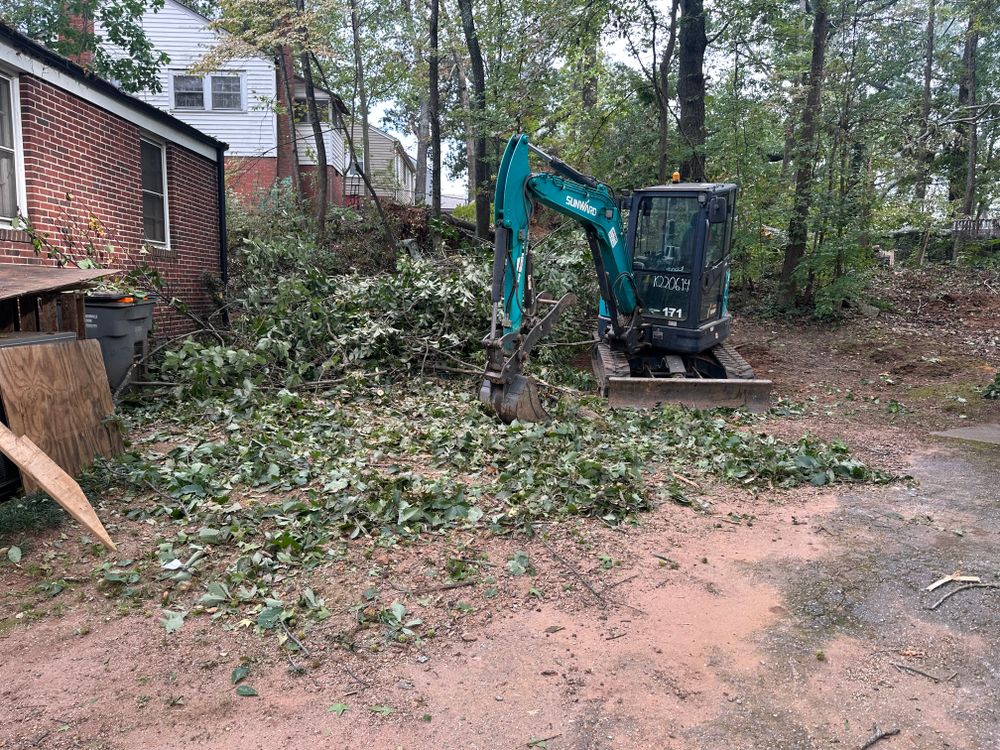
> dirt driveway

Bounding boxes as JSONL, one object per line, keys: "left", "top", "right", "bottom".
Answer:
{"left": 2, "top": 268, "right": 999, "bottom": 749}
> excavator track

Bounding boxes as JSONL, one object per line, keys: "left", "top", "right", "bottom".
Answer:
{"left": 591, "top": 341, "right": 631, "bottom": 396}
{"left": 596, "top": 338, "right": 772, "bottom": 414}
{"left": 710, "top": 340, "right": 756, "bottom": 380}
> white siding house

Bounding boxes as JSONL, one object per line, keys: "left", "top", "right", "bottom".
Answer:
{"left": 346, "top": 123, "right": 417, "bottom": 204}
{"left": 99, "top": 0, "right": 346, "bottom": 203}
{"left": 101, "top": 0, "right": 276, "bottom": 157}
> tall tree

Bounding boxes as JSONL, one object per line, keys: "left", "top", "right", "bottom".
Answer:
{"left": 429, "top": 0, "right": 442, "bottom": 216}
{"left": 456, "top": 0, "right": 489, "bottom": 238}
{"left": 781, "top": 0, "right": 830, "bottom": 304}
{"left": 952, "top": 4, "right": 980, "bottom": 261}
{"left": 678, "top": 0, "right": 707, "bottom": 180}
{"left": 295, "top": 0, "right": 328, "bottom": 234}
{"left": 915, "top": 0, "right": 936, "bottom": 201}
{"left": 349, "top": 0, "right": 372, "bottom": 191}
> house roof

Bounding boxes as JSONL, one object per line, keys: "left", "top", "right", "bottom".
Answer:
{"left": 0, "top": 21, "right": 227, "bottom": 153}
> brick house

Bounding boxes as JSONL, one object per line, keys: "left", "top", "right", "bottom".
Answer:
{"left": 108, "top": 0, "right": 350, "bottom": 207}
{"left": 0, "top": 21, "right": 227, "bottom": 338}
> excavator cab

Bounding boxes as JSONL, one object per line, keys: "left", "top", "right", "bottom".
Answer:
{"left": 604, "top": 184, "right": 736, "bottom": 356}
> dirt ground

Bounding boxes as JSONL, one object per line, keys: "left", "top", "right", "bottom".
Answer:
{"left": 2, "top": 266, "right": 999, "bottom": 750}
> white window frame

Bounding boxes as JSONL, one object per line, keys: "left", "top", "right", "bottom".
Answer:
{"left": 139, "top": 136, "right": 170, "bottom": 250}
{"left": 0, "top": 70, "right": 28, "bottom": 228}
{"left": 169, "top": 70, "right": 246, "bottom": 113}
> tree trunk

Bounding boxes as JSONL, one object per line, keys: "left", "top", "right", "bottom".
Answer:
{"left": 299, "top": 50, "right": 328, "bottom": 236}
{"left": 678, "top": 0, "right": 707, "bottom": 181}
{"left": 453, "top": 54, "right": 476, "bottom": 202}
{"left": 275, "top": 46, "right": 302, "bottom": 194}
{"left": 429, "top": 0, "right": 441, "bottom": 217}
{"left": 457, "top": 0, "right": 489, "bottom": 238}
{"left": 294, "top": 0, "right": 326, "bottom": 234}
{"left": 309, "top": 52, "right": 396, "bottom": 248}
{"left": 415, "top": 100, "right": 429, "bottom": 205}
{"left": 915, "top": 0, "right": 935, "bottom": 201}
{"left": 952, "top": 8, "right": 979, "bottom": 262}
{"left": 656, "top": 0, "right": 680, "bottom": 183}
{"left": 349, "top": 0, "right": 371, "bottom": 199}
{"left": 780, "top": 1, "right": 829, "bottom": 304}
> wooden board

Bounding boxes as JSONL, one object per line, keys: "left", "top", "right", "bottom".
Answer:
{"left": 0, "top": 264, "right": 117, "bottom": 302}
{"left": 0, "top": 423, "right": 115, "bottom": 550}
{"left": 0, "top": 339, "right": 123, "bottom": 492}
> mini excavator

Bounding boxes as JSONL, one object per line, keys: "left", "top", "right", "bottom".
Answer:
{"left": 479, "top": 133, "right": 772, "bottom": 423}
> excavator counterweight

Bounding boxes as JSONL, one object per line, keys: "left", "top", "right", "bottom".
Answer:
{"left": 479, "top": 134, "right": 772, "bottom": 423}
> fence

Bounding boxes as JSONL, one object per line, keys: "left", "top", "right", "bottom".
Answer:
{"left": 952, "top": 218, "right": 1000, "bottom": 240}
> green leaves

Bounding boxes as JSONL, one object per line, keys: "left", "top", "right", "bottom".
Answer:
{"left": 231, "top": 666, "right": 250, "bottom": 685}
{"left": 506, "top": 551, "right": 536, "bottom": 577}
{"left": 256, "top": 601, "right": 286, "bottom": 631}
{"left": 161, "top": 609, "right": 186, "bottom": 634}
{"left": 327, "top": 703, "right": 348, "bottom": 716}
{"left": 235, "top": 685, "right": 258, "bottom": 697}
{"left": 7, "top": 546, "right": 21, "bottom": 564}
{"left": 368, "top": 704, "right": 394, "bottom": 716}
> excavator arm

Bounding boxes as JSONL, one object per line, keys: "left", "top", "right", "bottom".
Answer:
{"left": 480, "top": 134, "right": 641, "bottom": 422}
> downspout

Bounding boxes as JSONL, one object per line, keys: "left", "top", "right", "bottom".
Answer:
{"left": 215, "top": 143, "right": 229, "bottom": 288}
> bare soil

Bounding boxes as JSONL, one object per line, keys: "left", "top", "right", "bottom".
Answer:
{"left": 2, "top": 267, "right": 999, "bottom": 750}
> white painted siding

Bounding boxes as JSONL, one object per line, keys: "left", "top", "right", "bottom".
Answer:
{"left": 291, "top": 84, "right": 344, "bottom": 170}
{"left": 99, "top": 0, "right": 276, "bottom": 157}
{"left": 294, "top": 122, "right": 344, "bottom": 170}
{"left": 345, "top": 124, "right": 416, "bottom": 204}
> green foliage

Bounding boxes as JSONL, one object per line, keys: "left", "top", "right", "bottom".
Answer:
{"left": 0, "top": 0, "right": 170, "bottom": 93}
{"left": 983, "top": 373, "right": 1000, "bottom": 400}
{"left": 95, "top": 221, "right": 891, "bottom": 634}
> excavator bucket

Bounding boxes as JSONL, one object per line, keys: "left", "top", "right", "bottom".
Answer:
{"left": 479, "top": 374, "right": 550, "bottom": 423}
{"left": 605, "top": 377, "right": 773, "bottom": 414}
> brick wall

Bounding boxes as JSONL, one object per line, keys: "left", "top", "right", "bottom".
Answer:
{"left": 0, "top": 73, "right": 221, "bottom": 339}
{"left": 225, "top": 155, "right": 278, "bottom": 203}
{"left": 300, "top": 164, "right": 344, "bottom": 206}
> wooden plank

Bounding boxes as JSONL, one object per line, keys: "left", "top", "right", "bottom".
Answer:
{"left": 0, "top": 423, "right": 115, "bottom": 550}
{"left": 0, "top": 339, "right": 122, "bottom": 492}
{"left": 607, "top": 377, "right": 774, "bottom": 414}
{"left": 0, "top": 264, "right": 117, "bottom": 302}
{"left": 37, "top": 294, "right": 59, "bottom": 332}
{"left": 17, "top": 296, "right": 37, "bottom": 331}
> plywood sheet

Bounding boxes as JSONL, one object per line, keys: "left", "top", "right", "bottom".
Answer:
{"left": 0, "top": 339, "right": 123, "bottom": 492}
{"left": 0, "top": 424, "right": 115, "bottom": 550}
{"left": 0, "top": 264, "right": 117, "bottom": 301}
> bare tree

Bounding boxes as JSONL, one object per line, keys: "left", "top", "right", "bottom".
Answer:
{"left": 952, "top": 6, "right": 979, "bottom": 262}
{"left": 349, "top": 0, "right": 372, "bottom": 194}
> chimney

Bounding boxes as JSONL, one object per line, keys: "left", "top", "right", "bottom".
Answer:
{"left": 61, "top": 0, "right": 97, "bottom": 67}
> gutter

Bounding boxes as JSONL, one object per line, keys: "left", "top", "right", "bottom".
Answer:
{"left": 215, "top": 143, "right": 229, "bottom": 288}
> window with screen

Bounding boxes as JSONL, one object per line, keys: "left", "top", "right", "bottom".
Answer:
{"left": 211, "top": 75, "right": 242, "bottom": 110}
{"left": 0, "top": 75, "right": 21, "bottom": 223}
{"left": 173, "top": 74, "right": 204, "bottom": 109}
{"left": 141, "top": 139, "right": 167, "bottom": 245}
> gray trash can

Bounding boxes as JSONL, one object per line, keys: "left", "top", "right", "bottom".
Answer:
{"left": 85, "top": 295, "right": 155, "bottom": 390}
